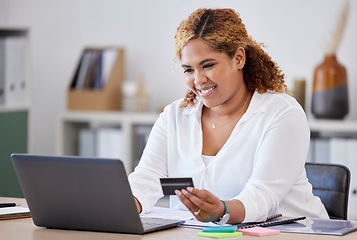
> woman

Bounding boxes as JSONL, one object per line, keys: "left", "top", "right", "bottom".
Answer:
{"left": 128, "top": 8, "right": 328, "bottom": 224}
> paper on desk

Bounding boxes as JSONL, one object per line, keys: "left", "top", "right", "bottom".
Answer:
{"left": 0, "top": 207, "right": 30, "bottom": 214}
{"left": 142, "top": 206, "right": 193, "bottom": 220}
{"left": 183, "top": 219, "right": 225, "bottom": 228}
{"left": 142, "top": 207, "right": 228, "bottom": 229}
{"left": 0, "top": 207, "right": 31, "bottom": 220}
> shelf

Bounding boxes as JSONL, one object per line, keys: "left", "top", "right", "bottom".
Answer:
{"left": 0, "top": 28, "right": 28, "bottom": 36}
{"left": 0, "top": 106, "right": 29, "bottom": 112}
{"left": 56, "top": 111, "right": 160, "bottom": 173}
{"left": 308, "top": 120, "right": 357, "bottom": 134}
{"left": 60, "top": 111, "right": 159, "bottom": 125}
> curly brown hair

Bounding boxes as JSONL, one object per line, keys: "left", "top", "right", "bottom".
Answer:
{"left": 175, "top": 8, "right": 290, "bottom": 107}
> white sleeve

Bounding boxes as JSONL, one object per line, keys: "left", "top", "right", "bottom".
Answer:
{"left": 128, "top": 107, "right": 170, "bottom": 214}
{"left": 234, "top": 105, "right": 310, "bottom": 222}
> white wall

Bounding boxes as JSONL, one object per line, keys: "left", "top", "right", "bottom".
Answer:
{"left": 0, "top": 0, "right": 356, "bottom": 155}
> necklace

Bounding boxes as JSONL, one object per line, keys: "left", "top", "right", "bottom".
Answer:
{"left": 206, "top": 92, "right": 250, "bottom": 129}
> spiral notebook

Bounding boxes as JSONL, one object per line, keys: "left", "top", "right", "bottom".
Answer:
{"left": 182, "top": 214, "right": 306, "bottom": 229}
{"left": 236, "top": 216, "right": 306, "bottom": 229}
{"left": 0, "top": 207, "right": 31, "bottom": 220}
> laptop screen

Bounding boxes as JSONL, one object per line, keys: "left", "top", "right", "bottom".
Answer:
{"left": 11, "top": 154, "right": 148, "bottom": 234}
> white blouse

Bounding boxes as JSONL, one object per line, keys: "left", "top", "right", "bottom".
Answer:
{"left": 128, "top": 91, "right": 329, "bottom": 222}
{"left": 202, "top": 155, "right": 215, "bottom": 167}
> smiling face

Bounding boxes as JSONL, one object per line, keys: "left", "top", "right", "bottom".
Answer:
{"left": 181, "top": 38, "right": 246, "bottom": 109}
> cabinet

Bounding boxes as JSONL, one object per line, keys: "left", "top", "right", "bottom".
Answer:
{"left": 0, "top": 28, "right": 29, "bottom": 197}
{"left": 0, "top": 109, "right": 28, "bottom": 197}
{"left": 308, "top": 119, "right": 357, "bottom": 220}
{"left": 56, "top": 111, "right": 159, "bottom": 173}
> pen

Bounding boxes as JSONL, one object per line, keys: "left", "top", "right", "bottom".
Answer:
{"left": 0, "top": 203, "right": 19, "bottom": 208}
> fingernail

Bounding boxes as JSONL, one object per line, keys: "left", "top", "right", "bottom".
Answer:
{"left": 175, "top": 190, "right": 181, "bottom": 196}
{"left": 187, "top": 187, "right": 193, "bottom": 192}
{"left": 181, "top": 189, "right": 188, "bottom": 195}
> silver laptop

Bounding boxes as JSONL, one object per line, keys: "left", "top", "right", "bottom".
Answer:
{"left": 11, "top": 154, "right": 184, "bottom": 234}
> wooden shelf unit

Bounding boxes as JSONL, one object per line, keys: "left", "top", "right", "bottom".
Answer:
{"left": 56, "top": 111, "right": 159, "bottom": 173}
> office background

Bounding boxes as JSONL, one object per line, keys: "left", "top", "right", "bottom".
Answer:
{"left": 0, "top": 0, "right": 356, "bottom": 155}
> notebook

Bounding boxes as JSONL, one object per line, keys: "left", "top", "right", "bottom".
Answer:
{"left": 0, "top": 206, "right": 31, "bottom": 220}
{"left": 268, "top": 218, "right": 357, "bottom": 236}
{"left": 236, "top": 216, "right": 306, "bottom": 229}
{"left": 11, "top": 154, "right": 184, "bottom": 234}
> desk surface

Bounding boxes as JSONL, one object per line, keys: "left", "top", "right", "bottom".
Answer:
{"left": 1, "top": 197, "right": 357, "bottom": 240}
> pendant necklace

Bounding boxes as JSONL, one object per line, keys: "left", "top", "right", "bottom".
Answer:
{"left": 207, "top": 92, "right": 250, "bottom": 129}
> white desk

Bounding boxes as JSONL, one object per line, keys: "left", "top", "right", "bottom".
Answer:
{"left": 1, "top": 197, "right": 357, "bottom": 240}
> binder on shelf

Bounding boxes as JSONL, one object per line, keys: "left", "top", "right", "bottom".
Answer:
{"left": 0, "top": 35, "right": 27, "bottom": 107}
{"left": 313, "top": 138, "right": 329, "bottom": 163}
{"left": 74, "top": 49, "right": 94, "bottom": 90}
{"left": 96, "top": 127, "right": 124, "bottom": 160}
{"left": 67, "top": 47, "right": 125, "bottom": 111}
{"left": 329, "top": 138, "right": 349, "bottom": 165}
{"left": 0, "top": 37, "right": 4, "bottom": 105}
{"left": 133, "top": 125, "right": 152, "bottom": 168}
{"left": 78, "top": 128, "right": 96, "bottom": 157}
{"left": 77, "top": 127, "right": 128, "bottom": 171}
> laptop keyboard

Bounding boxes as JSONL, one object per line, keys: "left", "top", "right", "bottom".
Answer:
{"left": 141, "top": 217, "right": 184, "bottom": 231}
{"left": 142, "top": 221, "right": 164, "bottom": 229}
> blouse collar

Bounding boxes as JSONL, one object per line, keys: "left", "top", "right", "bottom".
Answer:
{"left": 181, "top": 90, "right": 268, "bottom": 119}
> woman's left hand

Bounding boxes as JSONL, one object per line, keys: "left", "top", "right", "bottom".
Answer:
{"left": 175, "top": 187, "right": 225, "bottom": 222}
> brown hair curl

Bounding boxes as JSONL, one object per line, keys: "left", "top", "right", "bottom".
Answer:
{"left": 175, "top": 8, "right": 290, "bottom": 107}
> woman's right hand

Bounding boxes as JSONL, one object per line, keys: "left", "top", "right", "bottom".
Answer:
{"left": 175, "top": 187, "right": 225, "bottom": 222}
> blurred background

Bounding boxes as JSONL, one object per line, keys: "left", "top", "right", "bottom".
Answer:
{"left": 1, "top": 0, "right": 356, "bottom": 154}
{"left": 1, "top": 0, "right": 357, "bottom": 217}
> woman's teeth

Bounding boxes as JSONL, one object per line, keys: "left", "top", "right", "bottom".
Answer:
{"left": 198, "top": 86, "right": 216, "bottom": 94}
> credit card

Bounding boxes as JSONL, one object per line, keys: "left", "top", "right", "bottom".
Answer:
{"left": 160, "top": 178, "right": 194, "bottom": 195}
